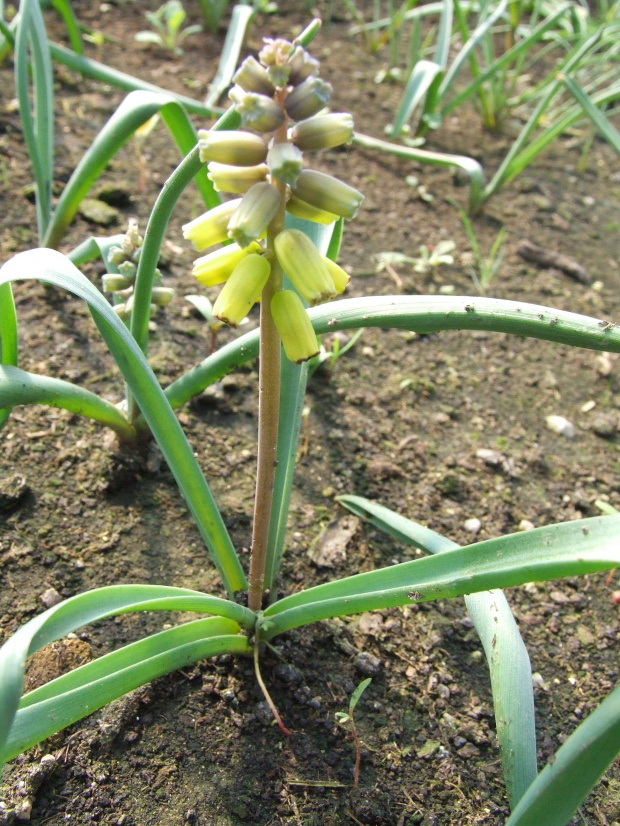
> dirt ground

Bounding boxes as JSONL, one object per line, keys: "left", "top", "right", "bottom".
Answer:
{"left": 0, "top": 1, "right": 619, "bottom": 824}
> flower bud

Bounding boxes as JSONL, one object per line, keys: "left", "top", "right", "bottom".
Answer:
{"left": 192, "top": 241, "right": 262, "bottom": 287}
{"left": 290, "top": 112, "right": 354, "bottom": 151}
{"left": 198, "top": 129, "right": 267, "bottom": 166}
{"left": 230, "top": 88, "right": 285, "bottom": 133}
{"left": 267, "top": 142, "right": 303, "bottom": 187}
{"left": 271, "top": 289, "right": 320, "bottom": 364}
{"left": 213, "top": 253, "right": 271, "bottom": 327}
{"left": 207, "top": 162, "right": 269, "bottom": 194}
{"left": 323, "top": 256, "right": 350, "bottom": 294}
{"left": 151, "top": 287, "right": 175, "bottom": 307}
{"left": 284, "top": 76, "right": 332, "bottom": 121}
{"left": 292, "top": 169, "right": 363, "bottom": 220}
{"left": 285, "top": 194, "right": 338, "bottom": 225}
{"left": 274, "top": 228, "right": 337, "bottom": 306}
{"left": 117, "top": 260, "right": 137, "bottom": 280}
{"left": 287, "top": 45, "right": 320, "bottom": 86}
{"left": 107, "top": 246, "right": 126, "bottom": 266}
{"left": 102, "top": 274, "right": 133, "bottom": 292}
{"left": 182, "top": 199, "right": 242, "bottom": 251}
{"left": 227, "top": 182, "right": 281, "bottom": 248}
{"left": 233, "top": 55, "right": 275, "bottom": 96}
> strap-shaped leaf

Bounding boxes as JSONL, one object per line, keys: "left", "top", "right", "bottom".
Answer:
{"left": 0, "top": 250, "right": 247, "bottom": 596}
{"left": 0, "top": 365, "right": 135, "bottom": 439}
{"left": 505, "top": 683, "right": 620, "bottom": 826}
{"left": 42, "top": 90, "right": 216, "bottom": 248}
{"left": 338, "top": 495, "right": 537, "bottom": 807}
{"left": 260, "top": 514, "right": 620, "bottom": 635}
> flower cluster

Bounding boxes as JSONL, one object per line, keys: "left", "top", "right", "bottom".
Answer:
{"left": 103, "top": 220, "right": 173, "bottom": 320}
{"left": 182, "top": 34, "right": 363, "bottom": 363}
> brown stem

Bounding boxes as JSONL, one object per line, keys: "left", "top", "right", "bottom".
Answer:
{"left": 247, "top": 122, "right": 287, "bottom": 611}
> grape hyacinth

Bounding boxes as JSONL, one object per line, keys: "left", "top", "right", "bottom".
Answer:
{"left": 182, "top": 27, "right": 362, "bottom": 363}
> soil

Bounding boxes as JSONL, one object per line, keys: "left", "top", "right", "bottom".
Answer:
{"left": 1, "top": 2, "right": 619, "bottom": 825}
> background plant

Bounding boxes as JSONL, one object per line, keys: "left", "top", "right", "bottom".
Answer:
{"left": 1, "top": 17, "right": 620, "bottom": 826}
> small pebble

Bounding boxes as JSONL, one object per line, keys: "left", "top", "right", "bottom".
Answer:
{"left": 590, "top": 413, "right": 617, "bottom": 439}
{"left": 546, "top": 415, "right": 576, "bottom": 438}
{"left": 518, "top": 519, "right": 535, "bottom": 531}
{"left": 355, "top": 651, "right": 381, "bottom": 677}
{"left": 464, "top": 517, "right": 481, "bottom": 534}
{"left": 39, "top": 587, "right": 62, "bottom": 608}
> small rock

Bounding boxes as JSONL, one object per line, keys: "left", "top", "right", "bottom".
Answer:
{"left": 590, "top": 413, "right": 617, "bottom": 439}
{"left": 78, "top": 198, "right": 120, "bottom": 226}
{"left": 355, "top": 651, "right": 381, "bottom": 677}
{"left": 546, "top": 415, "right": 576, "bottom": 438}
{"left": 457, "top": 743, "right": 481, "bottom": 758}
{"left": 518, "top": 519, "right": 535, "bottom": 531}
{"left": 0, "top": 474, "right": 30, "bottom": 513}
{"left": 464, "top": 517, "right": 481, "bottom": 534}
{"left": 417, "top": 739, "right": 441, "bottom": 759}
{"left": 308, "top": 515, "right": 359, "bottom": 568}
{"left": 39, "top": 587, "right": 62, "bottom": 608}
{"left": 476, "top": 448, "right": 503, "bottom": 466}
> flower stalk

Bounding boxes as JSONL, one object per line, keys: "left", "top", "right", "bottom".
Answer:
{"left": 183, "top": 24, "right": 363, "bottom": 612}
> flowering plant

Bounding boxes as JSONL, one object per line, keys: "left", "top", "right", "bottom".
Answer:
{"left": 1, "top": 20, "right": 619, "bottom": 826}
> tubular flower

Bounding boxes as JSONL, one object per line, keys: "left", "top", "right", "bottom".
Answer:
{"left": 271, "top": 290, "right": 320, "bottom": 364}
{"left": 207, "top": 162, "right": 269, "bottom": 194}
{"left": 292, "top": 169, "right": 363, "bottom": 220}
{"left": 233, "top": 55, "right": 275, "bottom": 96}
{"left": 284, "top": 76, "right": 333, "bottom": 121}
{"left": 213, "top": 253, "right": 271, "bottom": 327}
{"left": 192, "top": 241, "right": 262, "bottom": 287}
{"left": 183, "top": 30, "right": 364, "bottom": 358}
{"left": 290, "top": 112, "right": 354, "bottom": 151}
{"left": 182, "top": 199, "right": 242, "bottom": 251}
{"left": 274, "top": 228, "right": 337, "bottom": 306}
{"left": 285, "top": 194, "right": 338, "bottom": 225}
{"left": 227, "top": 182, "right": 281, "bottom": 248}
{"left": 267, "top": 143, "right": 303, "bottom": 187}
{"left": 198, "top": 130, "right": 267, "bottom": 166}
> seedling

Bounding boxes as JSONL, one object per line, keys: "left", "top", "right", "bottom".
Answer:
{"left": 451, "top": 200, "right": 507, "bottom": 291}
{"left": 335, "top": 678, "right": 372, "bottom": 787}
{"left": 135, "top": 0, "right": 202, "bottom": 56}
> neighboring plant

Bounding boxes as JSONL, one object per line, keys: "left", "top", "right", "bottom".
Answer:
{"left": 375, "top": 241, "right": 455, "bottom": 277}
{"left": 135, "top": 0, "right": 202, "bottom": 55}
{"left": 1, "top": 20, "right": 620, "bottom": 826}
{"left": 451, "top": 201, "right": 507, "bottom": 292}
{"left": 308, "top": 328, "right": 364, "bottom": 379}
{"left": 335, "top": 678, "right": 372, "bottom": 787}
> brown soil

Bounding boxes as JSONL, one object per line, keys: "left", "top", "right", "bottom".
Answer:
{"left": 1, "top": 2, "right": 619, "bottom": 824}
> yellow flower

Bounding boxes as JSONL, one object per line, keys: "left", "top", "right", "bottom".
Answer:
{"left": 213, "top": 253, "right": 271, "bottom": 327}
{"left": 182, "top": 199, "right": 242, "bottom": 251}
{"left": 292, "top": 169, "right": 363, "bottom": 220}
{"left": 198, "top": 130, "right": 267, "bottom": 166}
{"left": 274, "top": 229, "right": 336, "bottom": 306}
{"left": 271, "top": 290, "right": 320, "bottom": 363}
{"left": 192, "top": 241, "right": 262, "bottom": 287}
{"left": 227, "top": 182, "right": 281, "bottom": 248}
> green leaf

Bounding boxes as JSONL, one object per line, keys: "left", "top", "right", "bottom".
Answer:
{"left": 0, "top": 584, "right": 253, "bottom": 764}
{"left": 15, "top": 0, "right": 54, "bottom": 239}
{"left": 265, "top": 216, "right": 337, "bottom": 593}
{"left": 48, "top": 41, "right": 220, "bottom": 118}
{"left": 155, "top": 294, "right": 620, "bottom": 428}
{"left": 505, "top": 684, "right": 620, "bottom": 826}
{"left": 205, "top": 4, "right": 254, "bottom": 108}
{"left": 337, "top": 495, "right": 536, "bottom": 806}
{"left": 42, "top": 90, "right": 214, "bottom": 249}
{"left": 0, "top": 249, "right": 247, "bottom": 596}
{"left": 561, "top": 73, "right": 620, "bottom": 155}
{"left": 261, "top": 514, "right": 620, "bottom": 635}
{"left": 0, "top": 364, "right": 135, "bottom": 440}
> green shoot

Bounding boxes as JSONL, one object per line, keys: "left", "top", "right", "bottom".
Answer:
{"left": 135, "top": 0, "right": 202, "bottom": 55}
{"left": 335, "top": 678, "right": 372, "bottom": 787}
{"left": 451, "top": 199, "right": 507, "bottom": 291}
